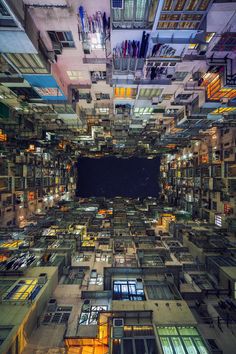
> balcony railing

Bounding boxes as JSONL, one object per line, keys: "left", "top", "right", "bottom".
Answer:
{"left": 111, "top": 0, "right": 154, "bottom": 30}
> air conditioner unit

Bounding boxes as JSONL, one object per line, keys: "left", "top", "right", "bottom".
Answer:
{"left": 220, "top": 97, "right": 229, "bottom": 104}
{"left": 152, "top": 96, "right": 162, "bottom": 105}
{"left": 112, "top": 0, "right": 123, "bottom": 9}
{"left": 38, "top": 272, "right": 48, "bottom": 284}
{"left": 52, "top": 42, "right": 62, "bottom": 55}
{"left": 47, "top": 298, "right": 57, "bottom": 312}
{"left": 165, "top": 273, "right": 174, "bottom": 284}
{"left": 136, "top": 278, "right": 143, "bottom": 290}
{"left": 113, "top": 318, "right": 124, "bottom": 338}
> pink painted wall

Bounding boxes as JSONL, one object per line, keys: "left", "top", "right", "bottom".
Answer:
{"left": 27, "top": 0, "right": 110, "bottom": 92}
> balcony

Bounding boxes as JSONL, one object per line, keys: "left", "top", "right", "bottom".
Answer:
{"left": 111, "top": 0, "right": 154, "bottom": 30}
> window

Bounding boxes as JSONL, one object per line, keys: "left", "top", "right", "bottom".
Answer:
{"left": 0, "top": 1, "right": 9, "bottom": 16}
{"left": 138, "top": 88, "right": 163, "bottom": 99}
{"left": 175, "top": 0, "right": 185, "bottom": 11}
{"left": 114, "top": 87, "right": 137, "bottom": 99}
{"left": 112, "top": 0, "right": 153, "bottom": 29}
{"left": 205, "top": 32, "right": 215, "bottom": 43}
{"left": 113, "top": 326, "right": 158, "bottom": 354}
{"left": 134, "top": 107, "right": 153, "bottom": 115}
{"left": 157, "top": 326, "right": 210, "bottom": 354}
{"left": 0, "top": 0, "right": 17, "bottom": 27}
{"left": 113, "top": 280, "right": 145, "bottom": 301}
{"left": 78, "top": 92, "right": 92, "bottom": 102}
{"left": 186, "top": 0, "right": 198, "bottom": 11}
{"left": 96, "top": 107, "right": 110, "bottom": 114}
{"left": 67, "top": 70, "right": 86, "bottom": 80}
{"left": 79, "top": 304, "right": 107, "bottom": 325}
{"left": 182, "top": 14, "right": 202, "bottom": 21}
{"left": 95, "top": 93, "right": 110, "bottom": 100}
{"left": 48, "top": 31, "right": 75, "bottom": 48}
{"left": 163, "top": 0, "right": 173, "bottom": 11}
{"left": 4, "top": 53, "right": 48, "bottom": 74}
{"left": 213, "top": 33, "right": 236, "bottom": 52}
{"left": 198, "top": 0, "right": 211, "bottom": 11}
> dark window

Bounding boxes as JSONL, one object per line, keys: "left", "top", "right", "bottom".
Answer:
{"left": 0, "top": 0, "right": 17, "bottom": 27}
{"left": 48, "top": 31, "right": 75, "bottom": 48}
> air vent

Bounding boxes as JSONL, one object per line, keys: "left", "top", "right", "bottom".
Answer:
{"left": 112, "top": 0, "right": 123, "bottom": 9}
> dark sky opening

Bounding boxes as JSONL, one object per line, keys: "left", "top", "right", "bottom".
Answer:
{"left": 76, "top": 157, "right": 160, "bottom": 198}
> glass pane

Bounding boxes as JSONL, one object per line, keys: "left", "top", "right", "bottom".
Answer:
{"left": 121, "top": 284, "right": 128, "bottom": 293}
{"left": 163, "top": 0, "right": 173, "bottom": 11}
{"left": 175, "top": 0, "right": 185, "bottom": 11}
{"left": 24, "top": 54, "right": 37, "bottom": 68}
{"left": 32, "top": 54, "right": 44, "bottom": 68}
{"left": 64, "top": 31, "right": 73, "bottom": 41}
{"left": 135, "top": 339, "right": 145, "bottom": 354}
{"left": 171, "top": 337, "right": 186, "bottom": 354}
{"left": 186, "top": 0, "right": 198, "bottom": 11}
{"left": 123, "top": 339, "right": 133, "bottom": 353}
{"left": 124, "top": 0, "right": 134, "bottom": 20}
{"left": 48, "top": 31, "right": 57, "bottom": 42}
{"left": 136, "top": 0, "right": 146, "bottom": 21}
{"left": 178, "top": 327, "right": 199, "bottom": 336}
{"left": 56, "top": 32, "right": 64, "bottom": 41}
{"left": 182, "top": 337, "right": 197, "bottom": 354}
{"left": 15, "top": 54, "right": 28, "bottom": 68}
{"left": 113, "top": 8, "right": 122, "bottom": 21}
{"left": 198, "top": 0, "right": 211, "bottom": 11}
{"left": 112, "top": 339, "right": 122, "bottom": 354}
{"left": 146, "top": 339, "right": 158, "bottom": 354}
{"left": 160, "top": 337, "right": 174, "bottom": 354}
{"left": 158, "top": 327, "right": 178, "bottom": 336}
{"left": 0, "top": 2, "right": 10, "bottom": 16}
{"left": 193, "top": 338, "right": 209, "bottom": 354}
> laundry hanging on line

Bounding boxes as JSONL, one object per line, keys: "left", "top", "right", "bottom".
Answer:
{"left": 78, "top": 6, "right": 110, "bottom": 34}
{"left": 113, "top": 31, "right": 150, "bottom": 59}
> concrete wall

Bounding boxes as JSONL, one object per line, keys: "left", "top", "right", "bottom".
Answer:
{"left": 0, "top": 266, "right": 58, "bottom": 354}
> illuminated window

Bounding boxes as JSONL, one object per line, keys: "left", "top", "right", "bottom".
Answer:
{"left": 175, "top": 0, "right": 186, "bottom": 11}
{"left": 186, "top": 0, "right": 198, "bottom": 11}
{"left": 162, "top": 0, "right": 173, "bottom": 11}
{"left": 205, "top": 32, "right": 215, "bottom": 43}
{"left": 139, "top": 88, "right": 163, "bottom": 99}
{"left": 189, "top": 43, "right": 198, "bottom": 49}
{"left": 203, "top": 73, "right": 236, "bottom": 101}
{"left": 198, "top": 0, "right": 211, "bottom": 11}
{"left": 68, "top": 70, "right": 90, "bottom": 82}
{"left": 157, "top": 326, "right": 210, "bottom": 354}
{"left": 178, "top": 22, "right": 198, "bottom": 29}
{"left": 97, "top": 107, "right": 109, "bottom": 114}
{"left": 113, "top": 280, "right": 145, "bottom": 300}
{"left": 114, "top": 87, "right": 136, "bottom": 98}
{"left": 211, "top": 107, "right": 236, "bottom": 115}
{"left": 160, "top": 14, "right": 180, "bottom": 21}
{"left": 134, "top": 107, "right": 153, "bottom": 114}
{"left": 79, "top": 305, "right": 108, "bottom": 325}
{"left": 182, "top": 14, "right": 202, "bottom": 21}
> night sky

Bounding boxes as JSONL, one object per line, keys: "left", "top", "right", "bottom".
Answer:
{"left": 77, "top": 157, "right": 160, "bottom": 198}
